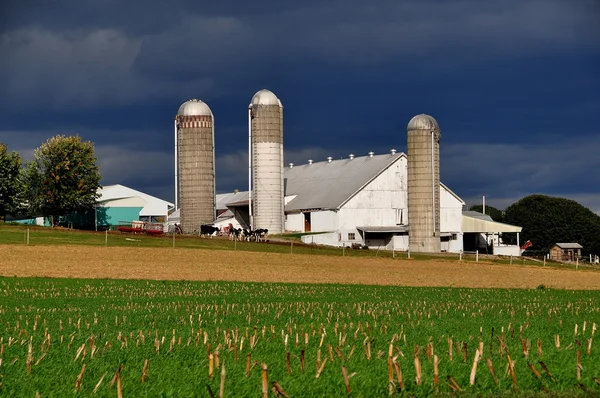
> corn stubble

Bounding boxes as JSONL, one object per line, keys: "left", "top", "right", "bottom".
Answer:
{"left": 0, "top": 278, "right": 598, "bottom": 396}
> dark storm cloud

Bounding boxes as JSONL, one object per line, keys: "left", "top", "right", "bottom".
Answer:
{"left": 2, "top": 0, "right": 598, "bottom": 109}
{"left": 1, "top": 0, "right": 599, "bottom": 214}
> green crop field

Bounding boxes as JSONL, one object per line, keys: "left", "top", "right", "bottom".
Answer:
{"left": 0, "top": 277, "right": 598, "bottom": 397}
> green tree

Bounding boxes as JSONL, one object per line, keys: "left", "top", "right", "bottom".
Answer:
{"left": 0, "top": 143, "right": 23, "bottom": 219}
{"left": 21, "top": 135, "right": 102, "bottom": 226}
{"left": 468, "top": 204, "right": 504, "bottom": 223}
{"left": 504, "top": 194, "right": 600, "bottom": 255}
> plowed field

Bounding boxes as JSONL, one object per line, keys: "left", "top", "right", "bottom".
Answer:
{"left": 2, "top": 244, "right": 599, "bottom": 289}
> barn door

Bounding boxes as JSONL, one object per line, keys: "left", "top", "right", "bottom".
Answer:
{"left": 303, "top": 212, "right": 311, "bottom": 232}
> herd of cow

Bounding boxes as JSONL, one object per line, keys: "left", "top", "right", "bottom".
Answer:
{"left": 199, "top": 224, "right": 269, "bottom": 242}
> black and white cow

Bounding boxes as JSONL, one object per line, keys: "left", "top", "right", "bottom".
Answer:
{"left": 229, "top": 227, "right": 242, "bottom": 240}
{"left": 200, "top": 224, "right": 220, "bottom": 238}
{"left": 254, "top": 228, "right": 269, "bottom": 242}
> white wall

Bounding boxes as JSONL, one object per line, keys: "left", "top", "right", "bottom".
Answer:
{"left": 440, "top": 186, "right": 464, "bottom": 253}
{"left": 310, "top": 210, "right": 337, "bottom": 232}
{"left": 285, "top": 213, "right": 304, "bottom": 232}
{"left": 494, "top": 246, "right": 521, "bottom": 256}
{"left": 339, "top": 157, "right": 408, "bottom": 229}
{"left": 301, "top": 232, "right": 340, "bottom": 246}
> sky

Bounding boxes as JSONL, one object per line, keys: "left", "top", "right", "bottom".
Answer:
{"left": 1, "top": 0, "right": 599, "bottom": 213}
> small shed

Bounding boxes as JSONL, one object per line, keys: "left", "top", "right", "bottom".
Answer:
{"left": 549, "top": 243, "right": 583, "bottom": 262}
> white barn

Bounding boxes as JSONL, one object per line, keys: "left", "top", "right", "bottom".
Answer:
{"left": 214, "top": 152, "right": 469, "bottom": 252}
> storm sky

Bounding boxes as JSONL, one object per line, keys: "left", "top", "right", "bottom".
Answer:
{"left": 1, "top": 0, "right": 599, "bottom": 212}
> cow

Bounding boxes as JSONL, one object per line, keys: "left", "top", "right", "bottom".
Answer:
{"left": 229, "top": 227, "right": 242, "bottom": 241}
{"left": 254, "top": 228, "right": 269, "bottom": 242}
{"left": 200, "top": 224, "right": 220, "bottom": 238}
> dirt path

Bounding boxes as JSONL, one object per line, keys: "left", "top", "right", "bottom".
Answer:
{"left": 1, "top": 245, "right": 599, "bottom": 290}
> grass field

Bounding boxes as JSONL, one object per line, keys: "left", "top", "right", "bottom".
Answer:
{"left": 0, "top": 278, "right": 599, "bottom": 397}
{"left": 0, "top": 224, "right": 593, "bottom": 269}
{"left": 1, "top": 224, "right": 599, "bottom": 396}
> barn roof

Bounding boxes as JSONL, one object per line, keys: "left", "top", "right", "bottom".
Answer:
{"left": 554, "top": 243, "right": 583, "bottom": 249}
{"left": 462, "top": 211, "right": 522, "bottom": 233}
{"left": 214, "top": 152, "right": 466, "bottom": 214}
{"left": 284, "top": 153, "right": 405, "bottom": 212}
{"left": 462, "top": 210, "right": 494, "bottom": 222}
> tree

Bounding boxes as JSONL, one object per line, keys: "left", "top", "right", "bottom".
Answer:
{"left": 468, "top": 204, "right": 504, "bottom": 223}
{"left": 503, "top": 194, "right": 600, "bottom": 255}
{"left": 21, "top": 135, "right": 102, "bottom": 226}
{"left": 0, "top": 143, "right": 23, "bottom": 220}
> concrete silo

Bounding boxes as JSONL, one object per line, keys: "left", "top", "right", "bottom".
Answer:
{"left": 248, "top": 89, "right": 284, "bottom": 234}
{"left": 407, "top": 114, "right": 441, "bottom": 253}
{"left": 175, "top": 99, "right": 215, "bottom": 234}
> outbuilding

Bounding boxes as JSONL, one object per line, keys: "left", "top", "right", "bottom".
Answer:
{"left": 549, "top": 243, "right": 583, "bottom": 262}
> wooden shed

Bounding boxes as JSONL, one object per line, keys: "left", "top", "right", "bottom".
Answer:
{"left": 549, "top": 243, "right": 583, "bottom": 261}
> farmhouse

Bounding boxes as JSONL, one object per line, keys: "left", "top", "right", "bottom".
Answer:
{"left": 549, "top": 243, "right": 583, "bottom": 262}
{"left": 212, "top": 151, "right": 523, "bottom": 253}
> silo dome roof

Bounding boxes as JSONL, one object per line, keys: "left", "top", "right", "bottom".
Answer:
{"left": 407, "top": 114, "right": 439, "bottom": 131}
{"left": 177, "top": 99, "right": 212, "bottom": 116}
{"left": 250, "top": 89, "right": 282, "bottom": 107}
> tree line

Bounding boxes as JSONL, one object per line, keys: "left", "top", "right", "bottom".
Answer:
{"left": 0, "top": 135, "right": 102, "bottom": 226}
{"left": 470, "top": 196, "right": 600, "bottom": 256}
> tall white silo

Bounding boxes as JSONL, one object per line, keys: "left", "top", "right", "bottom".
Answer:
{"left": 175, "top": 99, "right": 215, "bottom": 234}
{"left": 248, "top": 89, "right": 284, "bottom": 234}
{"left": 407, "top": 114, "right": 441, "bottom": 253}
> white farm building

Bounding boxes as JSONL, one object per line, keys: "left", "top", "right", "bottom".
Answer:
{"left": 211, "top": 151, "right": 522, "bottom": 254}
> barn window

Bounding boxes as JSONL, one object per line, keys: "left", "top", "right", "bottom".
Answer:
{"left": 348, "top": 233, "right": 356, "bottom": 240}
{"left": 451, "top": 233, "right": 457, "bottom": 240}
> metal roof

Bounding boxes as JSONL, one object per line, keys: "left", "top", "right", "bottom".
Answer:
{"left": 462, "top": 214, "right": 522, "bottom": 233}
{"left": 407, "top": 114, "right": 439, "bottom": 131}
{"left": 250, "top": 89, "right": 282, "bottom": 107}
{"left": 284, "top": 153, "right": 405, "bottom": 212}
{"left": 555, "top": 243, "right": 583, "bottom": 249}
{"left": 357, "top": 226, "right": 409, "bottom": 233}
{"left": 462, "top": 210, "right": 494, "bottom": 222}
{"left": 216, "top": 152, "right": 465, "bottom": 215}
{"left": 177, "top": 99, "right": 212, "bottom": 116}
{"left": 216, "top": 191, "right": 249, "bottom": 210}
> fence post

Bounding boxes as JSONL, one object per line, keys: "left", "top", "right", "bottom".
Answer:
{"left": 234, "top": 237, "right": 237, "bottom": 251}
{"left": 476, "top": 250, "right": 479, "bottom": 262}
{"left": 27, "top": 228, "right": 30, "bottom": 245}
{"left": 343, "top": 243, "right": 345, "bottom": 257}
{"left": 576, "top": 257, "right": 579, "bottom": 269}
{"left": 173, "top": 231, "right": 175, "bottom": 248}
{"left": 105, "top": 229, "right": 108, "bottom": 246}
{"left": 290, "top": 241, "right": 293, "bottom": 254}
{"left": 543, "top": 256, "right": 546, "bottom": 266}
{"left": 510, "top": 255, "right": 513, "bottom": 265}
{"left": 407, "top": 249, "right": 410, "bottom": 259}
{"left": 459, "top": 251, "right": 462, "bottom": 261}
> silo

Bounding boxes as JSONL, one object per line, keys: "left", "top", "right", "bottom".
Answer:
{"left": 407, "top": 114, "right": 441, "bottom": 253}
{"left": 175, "top": 99, "right": 215, "bottom": 234}
{"left": 249, "top": 89, "right": 284, "bottom": 234}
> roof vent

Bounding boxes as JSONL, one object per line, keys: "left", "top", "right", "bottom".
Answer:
{"left": 349, "top": 154, "right": 355, "bottom": 160}
{"left": 391, "top": 148, "right": 397, "bottom": 155}
{"left": 233, "top": 189, "right": 239, "bottom": 193}
{"left": 368, "top": 151, "right": 374, "bottom": 158}
{"left": 308, "top": 159, "right": 313, "bottom": 165}
{"left": 327, "top": 156, "right": 333, "bottom": 163}
{"left": 289, "top": 163, "right": 294, "bottom": 168}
